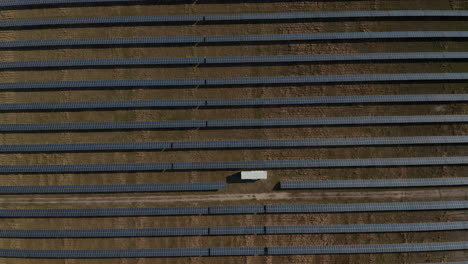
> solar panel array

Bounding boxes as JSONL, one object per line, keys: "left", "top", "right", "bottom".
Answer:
{"left": 0, "top": 241, "right": 466, "bottom": 258}
{"left": 2, "top": 135, "right": 467, "bottom": 153}
{"left": 2, "top": 221, "right": 466, "bottom": 238}
{"left": 2, "top": 94, "right": 467, "bottom": 112}
{"left": 280, "top": 177, "right": 468, "bottom": 189}
{"left": 0, "top": 182, "right": 226, "bottom": 194}
{"left": 0, "top": 201, "right": 467, "bottom": 218}
{"left": 2, "top": 115, "right": 468, "bottom": 132}
{"left": 2, "top": 11, "right": 468, "bottom": 28}
{"left": 0, "top": 156, "right": 467, "bottom": 174}
{"left": 1, "top": 31, "right": 468, "bottom": 49}
{"left": 267, "top": 241, "right": 468, "bottom": 255}
{"left": 0, "top": 0, "right": 142, "bottom": 8}
{"left": 1, "top": 156, "right": 467, "bottom": 174}
{"left": 1, "top": 52, "right": 467, "bottom": 70}
{"left": 1, "top": 73, "right": 468, "bottom": 91}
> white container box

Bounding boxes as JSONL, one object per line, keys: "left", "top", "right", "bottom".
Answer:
{"left": 241, "top": 171, "right": 268, "bottom": 180}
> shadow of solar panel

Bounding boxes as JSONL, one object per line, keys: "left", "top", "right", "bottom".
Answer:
{"left": 265, "top": 201, "right": 468, "bottom": 214}
{"left": 0, "top": 78, "right": 204, "bottom": 90}
{"left": 0, "top": 227, "right": 209, "bottom": 238}
{"left": 0, "top": 206, "right": 209, "bottom": 217}
{"left": 265, "top": 222, "right": 468, "bottom": 234}
{"left": 0, "top": 182, "right": 226, "bottom": 194}
{"left": 280, "top": 177, "right": 468, "bottom": 189}
{"left": 209, "top": 205, "right": 265, "bottom": 215}
{"left": 209, "top": 226, "right": 265, "bottom": 235}
{"left": 0, "top": 248, "right": 210, "bottom": 258}
{"left": 0, "top": 120, "right": 206, "bottom": 132}
{"left": 267, "top": 241, "right": 468, "bottom": 255}
{"left": 210, "top": 247, "right": 266, "bottom": 256}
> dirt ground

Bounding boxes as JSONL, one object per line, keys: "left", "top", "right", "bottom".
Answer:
{"left": 0, "top": 0, "right": 467, "bottom": 263}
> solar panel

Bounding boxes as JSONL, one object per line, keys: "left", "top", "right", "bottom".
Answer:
{"left": 205, "top": 73, "right": 468, "bottom": 86}
{"left": 0, "top": 227, "right": 209, "bottom": 238}
{"left": 2, "top": 94, "right": 467, "bottom": 112}
{"left": 0, "top": 99, "right": 206, "bottom": 111}
{"left": 267, "top": 241, "right": 468, "bottom": 255}
{"left": 204, "top": 31, "right": 468, "bottom": 43}
{"left": 3, "top": 115, "right": 467, "bottom": 132}
{"left": 205, "top": 52, "right": 468, "bottom": 65}
{"left": 0, "top": 57, "right": 204, "bottom": 70}
{"left": 209, "top": 226, "right": 265, "bottom": 235}
{"left": 0, "top": 163, "right": 173, "bottom": 174}
{"left": 210, "top": 247, "right": 266, "bottom": 256}
{"left": 1, "top": 32, "right": 468, "bottom": 49}
{"left": 0, "top": 142, "right": 171, "bottom": 152}
{"left": 0, "top": 79, "right": 204, "bottom": 90}
{"left": 0, "top": 15, "right": 204, "bottom": 28}
{"left": 2, "top": 52, "right": 465, "bottom": 71}
{"left": 0, "top": 120, "right": 206, "bottom": 132}
{"left": 280, "top": 177, "right": 468, "bottom": 189}
{"left": 265, "top": 221, "right": 468, "bottom": 234}
{"left": 0, "top": 248, "right": 210, "bottom": 258}
{"left": 0, "top": 182, "right": 227, "bottom": 194}
{"left": 172, "top": 157, "right": 468, "bottom": 171}
{"left": 205, "top": 94, "right": 468, "bottom": 106}
{"left": 1, "top": 156, "right": 467, "bottom": 174}
{"left": 209, "top": 205, "right": 265, "bottom": 215}
{"left": 0, "top": 201, "right": 466, "bottom": 218}
{"left": 265, "top": 201, "right": 468, "bottom": 214}
{"left": 0, "top": 206, "right": 209, "bottom": 218}
{"left": 0, "top": 242, "right": 465, "bottom": 257}
{"left": 3, "top": 11, "right": 468, "bottom": 28}
{"left": 206, "top": 115, "right": 468, "bottom": 128}
{"left": 0, "top": 0, "right": 143, "bottom": 8}
{"left": 0, "top": 73, "right": 467, "bottom": 91}
{"left": 172, "top": 136, "right": 468, "bottom": 150}
{"left": 204, "top": 11, "right": 468, "bottom": 22}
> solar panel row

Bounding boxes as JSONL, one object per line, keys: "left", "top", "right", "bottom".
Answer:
{"left": 1, "top": 31, "right": 468, "bottom": 49}
{"left": 0, "top": 0, "right": 142, "bottom": 8}
{"left": 1, "top": 156, "right": 467, "bottom": 174}
{"left": 0, "top": 182, "right": 227, "bottom": 194}
{"left": 1, "top": 73, "right": 467, "bottom": 91}
{"left": 1, "top": 201, "right": 467, "bottom": 218}
{"left": 1, "top": 115, "right": 468, "bottom": 132}
{"left": 267, "top": 241, "right": 468, "bottom": 255}
{"left": 1, "top": 72, "right": 467, "bottom": 91}
{"left": 280, "top": 177, "right": 468, "bottom": 189}
{"left": 1, "top": 52, "right": 467, "bottom": 70}
{"left": 3, "top": 221, "right": 466, "bottom": 237}
{"left": 2, "top": 11, "right": 468, "bottom": 27}
{"left": 0, "top": 242, "right": 466, "bottom": 258}
{"left": 2, "top": 94, "right": 467, "bottom": 112}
